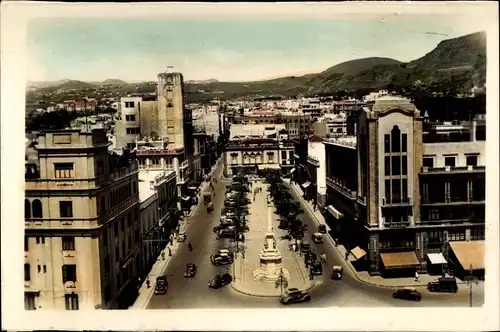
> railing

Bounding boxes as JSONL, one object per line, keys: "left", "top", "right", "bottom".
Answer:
{"left": 96, "top": 162, "right": 138, "bottom": 186}
{"left": 421, "top": 165, "right": 485, "bottom": 174}
{"left": 180, "top": 160, "right": 189, "bottom": 169}
{"left": 326, "top": 177, "right": 357, "bottom": 200}
{"left": 324, "top": 136, "right": 357, "bottom": 149}
{"left": 135, "top": 148, "right": 184, "bottom": 156}
{"left": 307, "top": 155, "right": 320, "bottom": 166}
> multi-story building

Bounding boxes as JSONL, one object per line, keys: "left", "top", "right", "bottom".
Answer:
{"left": 312, "top": 113, "right": 348, "bottom": 138}
{"left": 301, "top": 136, "right": 327, "bottom": 208}
{"left": 24, "top": 129, "right": 141, "bottom": 310}
{"left": 138, "top": 170, "right": 178, "bottom": 281}
{"left": 223, "top": 137, "right": 294, "bottom": 177}
{"left": 279, "top": 111, "right": 313, "bottom": 138}
{"left": 115, "top": 97, "right": 142, "bottom": 150}
{"left": 322, "top": 96, "right": 485, "bottom": 278}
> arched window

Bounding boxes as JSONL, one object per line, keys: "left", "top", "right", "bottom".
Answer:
{"left": 25, "top": 199, "right": 31, "bottom": 219}
{"left": 391, "top": 125, "right": 401, "bottom": 153}
{"left": 32, "top": 199, "right": 43, "bottom": 218}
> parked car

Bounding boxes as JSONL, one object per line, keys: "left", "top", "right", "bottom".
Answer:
{"left": 177, "top": 232, "right": 187, "bottom": 242}
{"left": 310, "top": 261, "right": 323, "bottom": 275}
{"left": 311, "top": 233, "right": 323, "bottom": 244}
{"left": 279, "top": 288, "right": 311, "bottom": 305}
{"left": 184, "top": 263, "right": 197, "bottom": 278}
{"left": 300, "top": 241, "right": 310, "bottom": 253}
{"left": 331, "top": 265, "right": 343, "bottom": 280}
{"left": 317, "top": 224, "right": 327, "bottom": 234}
{"left": 210, "top": 253, "right": 234, "bottom": 266}
{"left": 217, "top": 228, "right": 236, "bottom": 239}
{"left": 427, "top": 277, "right": 458, "bottom": 293}
{"left": 208, "top": 273, "right": 233, "bottom": 289}
{"left": 218, "top": 248, "right": 234, "bottom": 259}
{"left": 154, "top": 276, "right": 168, "bottom": 295}
{"left": 392, "top": 287, "right": 422, "bottom": 301}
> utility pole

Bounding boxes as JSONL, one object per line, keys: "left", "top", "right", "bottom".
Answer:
{"left": 466, "top": 264, "right": 477, "bottom": 308}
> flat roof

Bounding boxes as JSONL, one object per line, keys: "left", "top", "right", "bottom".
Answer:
{"left": 138, "top": 170, "right": 175, "bottom": 203}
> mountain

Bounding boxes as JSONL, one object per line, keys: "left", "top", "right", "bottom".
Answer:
{"left": 27, "top": 79, "right": 72, "bottom": 89}
{"left": 99, "top": 79, "right": 129, "bottom": 86}
{"left": 186, "top": 79, "right": 219, "bottom": 84}
{"left": 186, "top": 31, "right": 486, "bottom": 100}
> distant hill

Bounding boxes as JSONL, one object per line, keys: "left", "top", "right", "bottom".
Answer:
{"left": 55, "top": 80, "right": 95, "bottom": 91}
{"left": 99, "top": 79, "right": 129, "bottom": 86}
{"left": 186, "top": 31, "right": 486, "bottom": 100}
{"left": 186, "top": 79, "right": 219, "bottom": 84}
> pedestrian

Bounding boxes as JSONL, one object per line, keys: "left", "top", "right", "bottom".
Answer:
{"left": 415, "top": 271, "right": 419, "bottom": 282}
{"left": 309, "top": 271, "right": 314, "bottom": 280}
{"left": 292, "top": 243, "right": 296, "bottom": 252}
{"left": 161, "top": 250, "right": 166, "bottom": 260}
{"left": 168, "top": 247, "right": 172, "bottom": 256}
{"left": 345, "top": 251, "right": 349, "bottom": 260}
{"left": 137, "top": 276, "right": 142, "bottom": 286}
{"left": 146, "top": 277, "right": 150, "bottom": 289}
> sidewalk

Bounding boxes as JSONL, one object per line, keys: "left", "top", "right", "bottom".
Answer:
{"left": 287, "top": 180, "right": 467, "bottom": 289}
{"left": 230, "top": 180, "right": 314, "bottom": 297}
{"left": 130, "top": 157, "right": 223, "bottom": 309}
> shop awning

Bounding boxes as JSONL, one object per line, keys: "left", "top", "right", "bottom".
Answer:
{"left": 327, "top": 205, "right": 344, "bottom": 219}
{"left": 181, "top": 196, "right": 191, "bottom": 201}
{"left": 122, "top": 256, "right": 134, "bottom": 269}
{"left": 380, "top": 251, "right": 420, "bottom": 270}
{"left": 290, "top": 168, "right": 296, "bottom": 174}
{"left": 449, "top": 240, "right": 485, "bottom": 270}
{"left": 258, "top": 164, "right": 280, "bottom": 170}
{"left": 427, "top": 253, "right": 447, "bottom": 265}
{"left": 350, "top": 247, "right": 367, "bottom": 260}
{"left": 301, "top": 181, "right": 311, "bottom": 188}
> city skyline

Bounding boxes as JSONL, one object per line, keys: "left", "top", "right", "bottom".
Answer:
{"left": 27, "top": 15, "right": 485, "bottom": 83}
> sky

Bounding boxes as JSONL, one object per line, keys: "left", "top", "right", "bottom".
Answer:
{"left": 26, "top": 13, "right": 486, "bottom": 83}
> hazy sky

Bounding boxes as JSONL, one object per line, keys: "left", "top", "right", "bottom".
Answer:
{"left": 26, "top": 16, "right": 484, "bottom": 82}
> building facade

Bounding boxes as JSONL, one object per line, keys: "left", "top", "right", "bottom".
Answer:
{"left": 322, "top": 96, "right": 485, "bottom": 277}
{"left": 115, "top": 97, "right": 142, "bottom": 150}
{"left": 24, "top": 129, "right": 141, "bottom": 310}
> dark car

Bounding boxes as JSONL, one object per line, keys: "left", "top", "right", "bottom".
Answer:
{"left": 184, "top": 263, "right": 197, "bottom": 278}
{"left": 154, "top": 276, "right": 168, "bottom": 295}
{"left": 318, "top": 224, "right": 327, "bottom": 234}
{"left": 427, "top": 277, "right": 458, "bottom": 293}
{"left": 208, "top": 273, "right": 233, "bottom": 289}
{"left": 213, "top": 224, "right": 236, "bottom": 233}
{"left": 300, "top": 242, "right": 310, "bottom": 253}
{"left": 331, "top": 265, "right": 343, "bottom": 280}
{"left": 310, "top": 261, "right": 323, "bottom": 275}
{"left": 279, "top": 289, "right": 311, "bottom": 305}
{"left": 217, "top": 228, "right": 236, "bottom": 239}
{"left": 392, "top": 287, "right": 422, "bottom": 301}
{"left": 210, "top": 253, "right": 234, "bottom": 266}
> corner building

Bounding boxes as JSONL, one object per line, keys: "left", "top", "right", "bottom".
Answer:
{"left": 24, "top": 129, "right": 140, "bottom": 309}
{"left": 324, "top": 96, "right": 485, "bottom": 277}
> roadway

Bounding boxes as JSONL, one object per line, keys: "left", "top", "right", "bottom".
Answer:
{"left": 147, "top": 175, "right": 483, "bottom": 309}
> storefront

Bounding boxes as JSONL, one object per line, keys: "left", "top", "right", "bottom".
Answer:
{"left": 426, "top": 253, "right": 448, "bottom": 276}
{"left": 379, "top": 251, "right": 420, "bottom": 278}
{"left": 349, "top": 246, "right": 368, "bottom": 270}
{"left": 447, "top": 240, "right": 485, "bottom": 279}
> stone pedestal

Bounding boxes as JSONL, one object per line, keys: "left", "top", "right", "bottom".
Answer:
{"left": 253, "top": 233, "right": 290, "bottom": 282}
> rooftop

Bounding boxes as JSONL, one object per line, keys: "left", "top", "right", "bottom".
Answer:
{"left": 324, "top": 136, "right": 357, "bottom": 149}
{"left": 138, "top": 169, "right": 175, "bottom": 203}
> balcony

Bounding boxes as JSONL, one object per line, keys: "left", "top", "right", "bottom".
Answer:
{"left": 326, "top": 177, "right": 357, "bottom": 200}
{"left": 420, "top": 165, "right": 485, "bottom": 175}
{"left": 96, "top": 162, "right": 138, "bottom": 187}
{"left": 180, "top": 160, "right": 189, "bottom": 169}
{"left": 307, "top": 155, "right": 320, "bottom": 166}
{"left": 381, "top": 197, "right": 413, "bottom": 208}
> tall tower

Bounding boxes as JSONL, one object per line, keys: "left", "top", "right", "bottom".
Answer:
{"left": 157, "top": 72, "right": 185, "bottom": 147}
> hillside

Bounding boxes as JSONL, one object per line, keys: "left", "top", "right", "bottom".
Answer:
{"left": 99, "top": 79, "right": 128, "bottom": 86}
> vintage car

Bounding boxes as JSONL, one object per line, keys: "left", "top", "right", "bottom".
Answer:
{"left": 218, "top": 249, "right": 234, "bottom": 259}
{"left": 317, "top": 224, "right": 327, "bottom": 234}
{"left": 392, "top": 287, "right": 422, "bottom": 301}
{"left": 300, "top": 241, "right": 310, "bottom": 253}
{"left": 311, "top": 233, "right": 324, "bottom": 244}
{"left": 279, "top": 288, "right": 311, "bottom": 305}
{"left": 210, "top": 253, "right": 234, "bottom": 266}
{"left": 207, "top": 202, "right": 214, "bottom": 212}
{"left": 310, "top": 261, "right": 323, "bottom": 275}
{"left": 184, "top": 263, "right": 198, "bottom": 278}
{"left": 216, "top": 228, "right": 236, "bottom": 240}
{"left": 331, "top": 265, "right": 343, "bottom": 280}
{"left": 427, "top": 277, "right": 458, "bottom": 293}
{"left": 177, "top": 232, "right": 187, "bottom": 242}
{"left": 208, "top": 273, "right": 233, "bottom": 289}
{"left": 154, "top": 276, "right": 168, "bottom": 295}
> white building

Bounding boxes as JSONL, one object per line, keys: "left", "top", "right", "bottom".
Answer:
{"left": 115, "top": 96, "right": 142, "bottom": 150}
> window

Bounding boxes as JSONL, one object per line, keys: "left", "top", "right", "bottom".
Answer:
{"left": 36, "top": 236, "right": 45, "bottom": 244}
{"left": 449, "top": 231, "right": 465, "bottom": 242}
{"left": 62, "top": 237, "right": 75, "bottom": 251}
{"left": 391, "top": 156, "right": 401, "bottom": 175}
{"left": 402, "top": 156, "right": 408, "bottom": 176}
{"left": 24, "top": 236, "right": 29, "bottom": 251}
{"left": 25, "top": 199, "right": 31, "bottom": 219}
{"left": 391, "top": 126, "right": 401, "bottom": 153}
{"left": 24, "top": 293, "right": 36, "bottom": 310}
{"left": 385, "top": 179, "right": 391, "bottom": 203}
{"left": 96, "top": 161, "right": 104, "bottom": 176}
{"left": 59, "top": 201, "right": 73, "bottom": 218}
{"left": 429, "top": 208, "right": 440, "bottom": 220}
{"left": 281, "top": 151, "right": 287, "bottom": 160}
{"left": 37, "top": 265, "right": 41, "bottom": 273}
{"left": 62, "top": 264, "right": 77, "bottom": 282}
{"left": 126, "top": 127, "right": 140, "bottom": 135}
{"left": 125, "top": 101, "right": 135, "bottom": 108}
{"left": 32, "top": 199, "right": 43, "bottom": 218}
{"left": 466, "top": 155, "right": 478, "bottom": 167}
{"left": 125, "top": 115, "right": 135, "bottom": 122}
{"left": 54, "top": 163, "right": 74, "bottom": 179}
{"left": 65, "top": 294, "right": 79, "bottom": 310}
{"left": 444, "top": 156, "right": 456, "bottom": 167}
{"left": 470, "top": 227, "right": 485, "bottom": 240}
{"left": 24, "top": 264, "right": 31, "bottom": 281}
{"left": 401, "top": 134, "right": 407, "bottom": 153}
{"left": 43, "top": 265, "right": 47, "bottom": 273}
{"left": 423, "top": 157, "right": 434, "bottom": 168}
{"left": 428, "top": 230, "right": 443, "bottom": 243}
{"left": 391, "top": 179, "right": 401, "bottom": 203}
{"left": 402, "top": 179, "right": 408, "bottom": 201}
{"left": 384, "top": 156, "right": 390, "bottom": 176}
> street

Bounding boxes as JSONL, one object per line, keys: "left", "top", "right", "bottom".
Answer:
{"left": 147, "top": 177, "right": 484, "bottom": 309}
